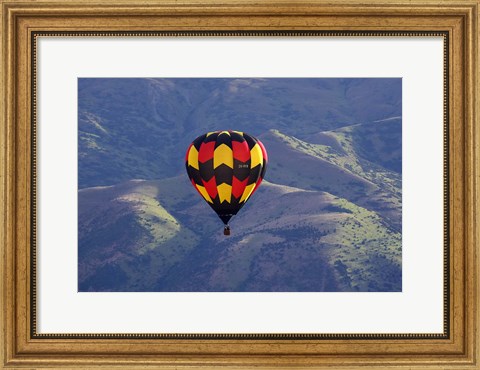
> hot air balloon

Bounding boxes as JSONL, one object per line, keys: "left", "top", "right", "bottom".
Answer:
{"left": 185, "top": 130, "right": 267, "bottom": 235}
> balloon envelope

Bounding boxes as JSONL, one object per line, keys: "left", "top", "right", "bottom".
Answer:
{"left": 185, "top": 130, "right": 268, "bottom": 232}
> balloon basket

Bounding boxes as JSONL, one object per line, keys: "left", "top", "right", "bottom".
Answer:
{"left": 224, "top": 226, "right": 231, "bottom": 236}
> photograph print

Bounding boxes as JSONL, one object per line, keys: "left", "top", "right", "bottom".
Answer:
{"left": 78, "top": 77, "right": 402, "bottom": 292}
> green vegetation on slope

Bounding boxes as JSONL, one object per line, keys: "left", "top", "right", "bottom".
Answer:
{"left": 259, "top": 129, "right": 401, "bottom": 231}
{"left": 321, "top": 198, "right": 401, "bottom": 291}
{"left": 78, "top": 180, "right": 199, "bottom": 291}
{"left": 77, "top": 78, "right": 402, "bottom": 292}
{"left": 267, "top": 129, "right": 401, "bottom": 201}
{"left": 79, "top": 177, "right": 401, "bottom": 292}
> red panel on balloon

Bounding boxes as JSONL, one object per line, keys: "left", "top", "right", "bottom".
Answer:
{"left": 198, "top": 141, "right": 216, "bottom": 163}
{"left": 232, "top": 140, "right": 250, "bottom": 163}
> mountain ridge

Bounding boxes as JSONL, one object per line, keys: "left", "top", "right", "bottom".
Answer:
{"left": 79, "top": 176, "right": 401, "bottom": 292}
{"left": 77, "top": 77, "right": 402, "bottom": 292}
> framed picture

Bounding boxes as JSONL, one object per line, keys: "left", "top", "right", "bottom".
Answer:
{"left": 1, "top": 0, "right": 478, "bottom": 369}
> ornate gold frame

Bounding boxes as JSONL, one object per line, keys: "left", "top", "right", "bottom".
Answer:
{"left": 1, "top": 0, "right": 478, "bottom": 368}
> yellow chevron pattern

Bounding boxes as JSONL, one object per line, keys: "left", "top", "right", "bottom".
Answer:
{"left": 195, "top": 184, "right": 213, "bottom": 203}
{"left": 186, "top": 131, "right": 268, "bottom": 231}
{"left": 187, "top": 145, "right": 199, "bottom": 170}
{"left": 217, "top": 183, "right": 232, "bottom": 203}
{"left": 213, "top": 144, "right": 233, "bottom": 169}
{"left": 239, "top": 183, "right": 256, "bottom": 203}
{"left": 250, "top": 143, "right": 263, "bottom": 168}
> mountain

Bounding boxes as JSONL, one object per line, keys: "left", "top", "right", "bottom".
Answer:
{"left": 259, "top": 128, "right": 401, "bottom": 230}
{"left": 309, "top": 117, "right": 402, "bottom": 174}
{"left": 77, "top": 78, "right": 402, "bottom": 292}
{"left": 79, "top": 177, "right": 401, "bottom": 292}
{"left": 78, "top": 78, "right": 401, "bottom": 188}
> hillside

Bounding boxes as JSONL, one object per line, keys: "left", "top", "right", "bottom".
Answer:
{"left": 79, "top": 177, "right": 401, "bottom": 292}
{"left": 259, "top": 129, "right": 401, "bottom": 230}
{"left": 309, "top": 117, "right": 402, "bottom": 174}
{"left": 78, "top": 78, "right": 401, "bottom": 188}
{"left": 77, "top": 77, "right": 402, "bottom": 292}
